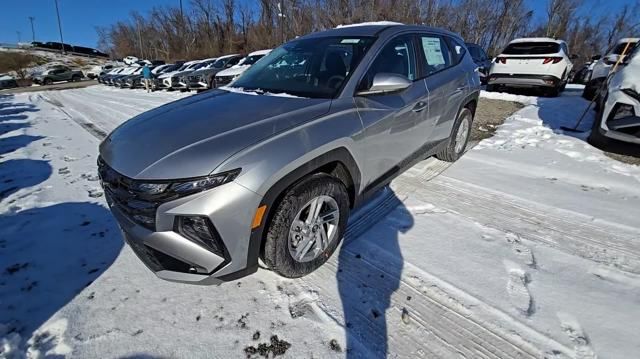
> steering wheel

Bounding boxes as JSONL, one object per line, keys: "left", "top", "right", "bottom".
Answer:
{"left": 326, "top": 75, "right": 345, "bottom": 89}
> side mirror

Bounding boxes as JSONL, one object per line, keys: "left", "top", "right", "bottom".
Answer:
{"left": 591, "top": 55, "right": 602, "bottom": 61}
{"left": 356, "top": 73, "right": 411, "bottom": 96}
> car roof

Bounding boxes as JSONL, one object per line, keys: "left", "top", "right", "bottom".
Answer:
{"left": 297, "top": 23, "right": 462, "bottom": 41}
{"left": 510, "top": 37, "right": 566, "bottom": 45}
{"left": 216, "top": 54, "right": 241, "bottom": 60}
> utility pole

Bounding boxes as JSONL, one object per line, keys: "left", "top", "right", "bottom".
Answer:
{"left": 16, "top": 31, "right": 22, "bottom": 43}
{"left": 54, "top": 0, "right": 65, "bottom": 54}
{"left": 28, "top": 17, "right": 36, "bottom": 42}
{"left": 137, "top": 20, "right": 144, "bottom": 60}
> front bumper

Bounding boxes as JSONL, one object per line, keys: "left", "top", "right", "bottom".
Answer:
{"left": 488, "top": 74, "right": 561, "bottom": 88}
{"left": 600, "top": 90, "right": 640, "bottom": 144}
{"left": 102, "top": 169, "right": 262, "bottom": 285}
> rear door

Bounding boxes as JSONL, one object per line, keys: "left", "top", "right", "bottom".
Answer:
{"left": 418, "top": 34, "right": 468, "bottom": 141}
{"left": 354, "top": 33, "right": 430, "bottom": 188}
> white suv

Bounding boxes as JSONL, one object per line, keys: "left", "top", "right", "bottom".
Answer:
{"left": 582, "top": 38, "right": 639, "bottom": 100}
{"left": 591, "top": 43, "right": 640, "bottom": 145}
{"left": 487, "top": 37, "right": 574, "bottom": 96}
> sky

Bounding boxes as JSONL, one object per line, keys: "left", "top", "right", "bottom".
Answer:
{"left": 0, "top": 0, "right": 637, "bottom": 48}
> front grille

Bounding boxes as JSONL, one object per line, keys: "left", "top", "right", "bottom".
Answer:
{"left": 188, "top": 75, "right": 200, "bottom": 82}
{"left": 98, "top": 157, "right": 178, "bottom": 230}
{"left": 215, "top": 75, "right": 234, "bottom": 87}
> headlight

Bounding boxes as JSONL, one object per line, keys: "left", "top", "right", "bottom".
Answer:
{"left": 131, "top": 169, "right": 241, "bottom": 196}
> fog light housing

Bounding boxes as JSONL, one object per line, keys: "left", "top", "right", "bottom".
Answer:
{"left": 175, "top": 216, "right": 226, "bottom": 257}
{"left": 612, "top": 104, "right": 635, "bottom": 120}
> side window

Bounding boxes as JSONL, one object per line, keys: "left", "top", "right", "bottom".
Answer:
{"left": 561, "top": 43, "right": 569, "bottom": 55}
{"left": 419, "top": 35, "right": 453, "bottom": 76}
{"left": 359, "top": 35, "right": 417, "bottom": 90}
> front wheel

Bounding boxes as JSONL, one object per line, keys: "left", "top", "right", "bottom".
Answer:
{"left": 436, "top": 107, "right": 473, "bottom": 162}
{"left": 262, "top": 173, "right": 350, "bottom": 278}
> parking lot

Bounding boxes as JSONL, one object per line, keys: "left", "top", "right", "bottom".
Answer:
{"left": 1, "top": 83, "right": 639, "bottom": 358}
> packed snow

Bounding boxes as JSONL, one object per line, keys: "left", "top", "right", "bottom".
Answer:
{"left": 1, "top": 84, "right": 639, "bottom": 358}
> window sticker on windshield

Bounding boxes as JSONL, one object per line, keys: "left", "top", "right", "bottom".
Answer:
{"left": 422, "top": 37, "right": 445, "bottom": 65}
{"left": 341, "top": 39, "right": 361, "bottom": 44}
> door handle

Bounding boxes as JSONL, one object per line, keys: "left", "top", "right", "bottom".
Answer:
{"left": 412, "top": 101, "right": 427, "bottom": 113}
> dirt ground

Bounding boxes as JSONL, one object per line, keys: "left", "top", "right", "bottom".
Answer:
{"left": 471, "top": 98, "right": 524, "bottom": 142}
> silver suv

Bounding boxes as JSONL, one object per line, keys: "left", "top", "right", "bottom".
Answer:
{"left": 98, "top": 24, "right": 480, "bottom": 285}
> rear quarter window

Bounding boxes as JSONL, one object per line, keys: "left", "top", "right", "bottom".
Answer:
{"left": 503, "top": 42, "right": 560, "bottom": 55}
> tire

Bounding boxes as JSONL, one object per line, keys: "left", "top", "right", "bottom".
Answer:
{"left": 436, "top": 107, "right": 473, "bottom": 162}
{"left": 588, "top": 95, "right": 609, "bottom": 147}
{"left": 43, "top": 78, "right": 53, "bottom": 85}
{"left": 71, "top": 75, "right": 81, "bottom": 82}
{"left": 262, "top": 173, "right": 350, "bottom": 278}
{"left": 582, "top": 79, "right": 601, "bottom": 100}
{"left": 485, "top": 84, "right": 496, "bottom": 92}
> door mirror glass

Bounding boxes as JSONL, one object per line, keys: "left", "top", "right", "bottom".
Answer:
{"left": 357, "top": 73, "right": 411, "bottom": 95}
{"left": 591, "top": 55, "right": 602, "bottom": 61}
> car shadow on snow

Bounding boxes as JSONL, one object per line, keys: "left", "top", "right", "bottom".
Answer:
{"left": 337, "top": 189, "right": 412, "bottom": 358}
{"left": 0, "top": 202, "right": 123, "bottom": 342}
{"left": 0, "top": 94, "right": 124, "bottom": 348}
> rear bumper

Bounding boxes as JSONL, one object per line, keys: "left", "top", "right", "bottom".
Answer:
{"left": 488, "top": 74, "right": 561, "bottom": 88}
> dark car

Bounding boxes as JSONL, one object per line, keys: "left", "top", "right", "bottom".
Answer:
{"left": 32, "top": 66, "right": 84, "bottom": 85}
{"left": 465, "top": 43, "right": 491, "bottom": 84}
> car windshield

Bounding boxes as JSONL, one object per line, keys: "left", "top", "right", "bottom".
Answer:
{"left": 212, "top": 57, "right": 234, "bottom": 68}
{"left": 612, "top": 42, "right": 637, "bottom": 55}
{"left": 231, "top": 36, "right": 376, "bottom": 98}
{"left": 503, "top": 42, "right": 560, "bottom": 55}
{"left": 240, "top": 54, "right": 266, "bottom": 66}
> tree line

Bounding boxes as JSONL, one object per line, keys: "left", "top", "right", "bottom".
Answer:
{"left": 97, "top": 0, "right": 639, "bottom": 64}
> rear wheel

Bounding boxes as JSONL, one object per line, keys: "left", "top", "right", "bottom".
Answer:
{"left": 436, "top": 107, "right": 473, "bottom": 162}
{"left": 71, "top": 75, "right": 81, "bottom": 82}
{"left": 43, "top": 78, "right": 53, "bottom": 85}
{"left": 485, "top": 84, "right": 496, "bottom": 92}
{"left": 262, "top": 173, "right": 349, "bottom": 278}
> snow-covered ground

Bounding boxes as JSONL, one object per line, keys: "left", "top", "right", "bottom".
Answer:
{"left": 1, "top": 85, "right": 639, "bottom": 358}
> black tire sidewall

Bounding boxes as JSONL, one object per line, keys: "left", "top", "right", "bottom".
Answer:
{"left": 437, "top": 107, "right": 473, "bottom": 162}
{"left": 263, "top": 173, "right": 350, "bottom": 278}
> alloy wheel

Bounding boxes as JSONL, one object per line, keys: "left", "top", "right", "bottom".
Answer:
{"left": 288, "top": 195, "right": 340, "bottom": 263}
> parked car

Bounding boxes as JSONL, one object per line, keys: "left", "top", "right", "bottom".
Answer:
{"left": 487, "top": 37, "right": 575, "bottom": 96}
{"left": 108, "top": 67, "right": 138, "bottom": 86}
{"left": 32, "top": 66, "right": 84, "bottom": 85}
{"left": 0, "top": 74, "right": 18, "bottom": 89}
{"left": 582, "top": 37, "right": 639, "bottom": 100}
{"left": 87, "top": 64, "right": 117, "bottom": 79}
{"left": 175, "top": 58, "right": 218, "bottom": 91}
{"left": 213, "top": 49, "right": 272, "bottom": 88}
{"left": 590, "top": 42, "right": 640, "bottom": 145}
{"left": 118, "top": 67, "right": 146, "bottom": 88}
{"left": 156, "top": 60, "right": 204, "bottom": 90}
{"left": 123, "top": 56, "right": 140, "bottom": 65}
{"left": 464, "top": 43, "right": 491, "bottom": 84}
{"left": 98, "top": 24, "right": 480, "bottom": 284}
{"left": 99, "top": 67, "right": 125, "bottom": 84}
{"left": 185, "top": 54, "right": 244, "bottom": 91}
{"left": 150, "top": 62, "right": 185, "bottom": 91}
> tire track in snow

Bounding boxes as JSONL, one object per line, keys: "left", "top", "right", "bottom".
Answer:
{"left": 396, "top": 173, "right": 640, "bottom": 274}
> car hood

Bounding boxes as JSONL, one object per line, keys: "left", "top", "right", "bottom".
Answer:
{"left": 100, "top": 89, "right": 330, "bottom": 180}
{"left": 216, "top": 66, "right": 249, "bottom": 77}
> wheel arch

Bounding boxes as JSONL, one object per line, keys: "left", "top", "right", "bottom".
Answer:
{"left": 219, "top": 147, "right": 361, "bottom": 281}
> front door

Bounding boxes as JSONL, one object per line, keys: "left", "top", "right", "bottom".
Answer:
{"left": 354, "top": 34, "right": 431, "bottom": 189}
